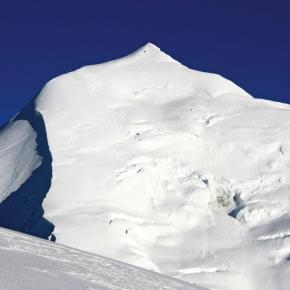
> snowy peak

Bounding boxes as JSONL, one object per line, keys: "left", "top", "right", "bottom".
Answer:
{"left": 1, "top": 44, "right": 290, "bottom": 290}
{"left": 121, "top": 42, "right": 181, "bottom": 64}
{"left": 139, "top": 42, "right": 161, "bottom": 51}
{"left": 37, "top": 42, "right": 250, "bottom": 113}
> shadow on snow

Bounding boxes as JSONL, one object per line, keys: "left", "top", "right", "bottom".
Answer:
{"left": 0, "top": 97, "right": 55, "bottom": 240}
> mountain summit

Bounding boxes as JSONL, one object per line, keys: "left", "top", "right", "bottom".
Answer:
{"left": 0, "top": 44, "right": 290, "bottom": 290}
{"left": 125, "top": 42, "right": 181, "bottom": 63}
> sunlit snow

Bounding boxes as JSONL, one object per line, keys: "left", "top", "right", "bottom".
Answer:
{"left": 1, "top": 43, "right": 290, "bottom": 289}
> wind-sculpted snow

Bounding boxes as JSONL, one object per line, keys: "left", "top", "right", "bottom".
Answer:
{"left": 1, "top": 43, "right": 290, "bottom": 289}
{"left": 0, "top": 100, "right": 54, "bottom": 239}
{"left": 0, "top": 120, "right": 40, "bottom": 203}
{"left": 0, "top": 227, "right": 201, "bottom": 290}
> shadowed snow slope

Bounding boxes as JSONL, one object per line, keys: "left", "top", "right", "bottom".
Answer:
{"left": 0, "top": 227, "right": 201, "bottom": 290}
{"left": 0, "top": 99, "right": 54, "bottom": 239}
{"left": 1, "top": 43, "right": 290, "bottom": 289}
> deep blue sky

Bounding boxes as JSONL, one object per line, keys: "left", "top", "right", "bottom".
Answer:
{"left": 1, "top": 0, "right": 290, "bottom": 126}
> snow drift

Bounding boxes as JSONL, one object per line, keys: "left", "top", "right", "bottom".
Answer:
{"left": 1, "top": 43, "right": 290, "bottom": 289}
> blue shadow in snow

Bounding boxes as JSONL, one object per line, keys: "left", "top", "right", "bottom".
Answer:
{"left": 0, "top": 97, "right": 55, "bottom": 240}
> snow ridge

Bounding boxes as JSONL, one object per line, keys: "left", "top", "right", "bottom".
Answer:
{"left": 0, "top": 227, "right": 202, "bottom": 290}
{"left": 0, "top": 98, "right": 54, "bottom": 239}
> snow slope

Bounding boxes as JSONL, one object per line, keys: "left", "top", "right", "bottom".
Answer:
{"left": 0, "top": 227, "right": 201, "bottom": 290}
{"left": 0, "top": 120, "right": 40, "bottom": 203}
{"left": 0, "top": 101, "right": 54, "bottom": 239}
{"left": 1, "top": 43, "right": 290, "bottom": 289}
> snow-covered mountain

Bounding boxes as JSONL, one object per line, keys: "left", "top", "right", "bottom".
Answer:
{"left": 1, "top": 43, "right": 290, "bottom": 289}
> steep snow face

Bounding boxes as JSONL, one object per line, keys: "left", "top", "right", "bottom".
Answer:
{"left": 0, "top": 227, "right": 200, "bottom": 290}
{"left": 0, "top": 120, "right": 40, "bottom": 203}
{"left": 0, "top": 102, "right": 54, "bottom": 239}
{"left": 1, "top": 43, "right": 290, "bottom": 289}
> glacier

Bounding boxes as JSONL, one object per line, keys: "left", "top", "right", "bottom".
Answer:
{"left": 0, "top": 43, "right": 290, "bottom": 289}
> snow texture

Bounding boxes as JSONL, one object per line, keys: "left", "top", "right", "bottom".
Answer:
{"left": 1, "top": 43, "right": 290, "bottom": 289}
{"left": 0, "top": 227, "right": 201, "bottom": 290}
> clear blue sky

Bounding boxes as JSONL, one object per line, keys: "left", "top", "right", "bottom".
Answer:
{"left": 1, "top": 0, "right": 289, "bottom": 126}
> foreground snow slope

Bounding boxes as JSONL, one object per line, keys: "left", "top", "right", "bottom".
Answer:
{"left": 1, "top": 43, "right": 290, "bottom": 289}
{"left": 0, "top": 227, "right": 200, "bottom": 290}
